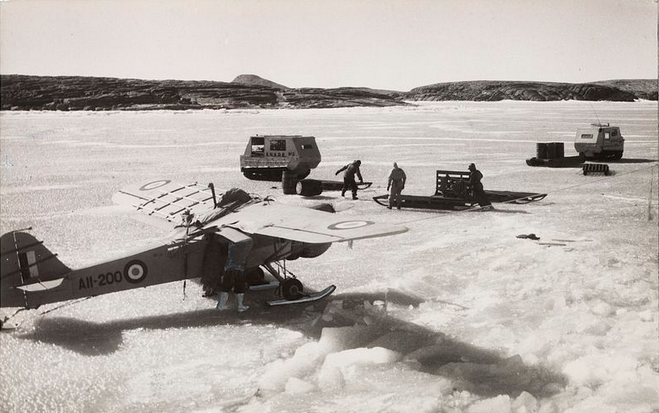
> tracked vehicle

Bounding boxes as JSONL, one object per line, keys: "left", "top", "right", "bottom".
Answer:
{"left": 240, "top": 135, "right": 321, "bottom": 181}
{"left": 574, "top": 123, "right": 624, "bottom": 160}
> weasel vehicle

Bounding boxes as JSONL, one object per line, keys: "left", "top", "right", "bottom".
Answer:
{"left": 240, "top": 135, "right": 321, "bottom": 181}
{"left": 574, "top": 123, "right": 624, "bottom": 160}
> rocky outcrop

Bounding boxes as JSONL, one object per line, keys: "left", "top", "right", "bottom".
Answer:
{"left": 403, "top": 80, "right": 641, "bottom": 102}
{"left": 232, "top": 74, "right": 289, "bottom": 90}
{"left": 1, "top": 75, "right": 655, "bottom": 111}
{"left": 0, "top": 75, "right": 405, "bottom": 111}
{"left": 593, "top": 79, "right": 658, "bottom": 100}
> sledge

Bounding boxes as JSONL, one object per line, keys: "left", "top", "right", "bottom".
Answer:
{"left": 484, "top": 191, "right": 547, "bottom": 204}
{"left": 373, "top": 194, "right": 469, "bottom": 210}
{"left": 373, "top": 170, "right": 547, "bottom": 210}
{"left": 582, "top": 163, "right": 610, "bottom": 176}
{"left": 317, "top": 180, "right": 373, "bottom": 191}
{"left": 267, "top": 285, "right": 336, "bottom": 307}
{"left": 526, "top": 155, "right": 585, "bottom": 168}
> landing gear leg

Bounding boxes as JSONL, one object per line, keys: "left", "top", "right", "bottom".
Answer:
{"left": 264, "top": 262, "right": 304, "bottom": 300}
{"left": 280, "top": 279, "right": 304, "bottom": 300}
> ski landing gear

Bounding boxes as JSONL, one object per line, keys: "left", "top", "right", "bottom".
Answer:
{"left": 263, "top": 262, "right": 336, "bottom": 307}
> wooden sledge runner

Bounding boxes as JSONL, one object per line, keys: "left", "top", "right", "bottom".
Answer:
{"left": 373, "top": 194, "right": 469, "bottom": 210}
{"left": 317, "top": 180, "right": 373, "bottom": 191}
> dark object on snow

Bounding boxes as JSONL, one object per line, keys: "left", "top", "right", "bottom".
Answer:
{"left": 582, "top": 163, "right": 610, "bottom": 176}
{"left": 309, "top": 203, "right": 336, "bottom": 213}
{"left": 526, "top": 155, "right": 585, "bottom": 168}
{"left": 296, "top": 179, "right": 324, "bottom": 196}
{"left": 292, "top": 179, "right": 373, "bottom": 197}
{"left": 536, "top": 142, "right": 565, "bottom": 160}
{"left": 282, "top": 170, "right": 299, "bottom": 194}
{"left": 517, "top": 233, "right": 540, "bottom": 240}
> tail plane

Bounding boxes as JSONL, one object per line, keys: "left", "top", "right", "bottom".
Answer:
{"left": 1, "top": 230, "right": 71, "bottom": 308}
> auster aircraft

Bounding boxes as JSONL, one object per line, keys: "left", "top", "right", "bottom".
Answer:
{"left": 0, "top": 180, "right": 407, "bottom": 317}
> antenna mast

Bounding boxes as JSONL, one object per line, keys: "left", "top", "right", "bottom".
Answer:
{"left": 588, "top": 101, "right": 602, "bottom": 126}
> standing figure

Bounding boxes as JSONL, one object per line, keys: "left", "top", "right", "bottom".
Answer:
{"left": 335, "top": 160, "right": 364, "bottom": 200}
{"left": 386, "top": 162, "right": 407, "bottom": 209}
{"left": 217, "top": 234, "right": 254, "bottom": 312}
{"left": 467, "top": 163, "right": 493, "bottom": 210}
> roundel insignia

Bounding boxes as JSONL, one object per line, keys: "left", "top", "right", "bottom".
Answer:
{"left": 140, "top": 180, "right": 171, "bottom": 191}
{"left": 124, "top": 260, "right": 148, "bottom": 284}
{"left": 327, "top": 220, "right": 374, "bottom": 230}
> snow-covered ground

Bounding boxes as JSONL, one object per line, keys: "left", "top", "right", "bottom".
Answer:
{"left": 1, "top": 101, "right": 657, "bottom": 413}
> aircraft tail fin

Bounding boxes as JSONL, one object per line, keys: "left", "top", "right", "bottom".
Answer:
{"left": 1, "top": 230, "right": 71, "bottom": 308}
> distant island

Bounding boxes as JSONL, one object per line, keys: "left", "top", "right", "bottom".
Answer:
{"left": 0, "top": 74, "right": 656, "bottom": 111}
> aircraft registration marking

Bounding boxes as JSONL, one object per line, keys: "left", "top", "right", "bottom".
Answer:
{"left": 76, "top": 261, "right": 148, "bottom": 291}
{"left": 78, "top": 271, "right": 124, "bottom": 290}
{"left": 327, "top": 220, "right": 374, "bottom": 230}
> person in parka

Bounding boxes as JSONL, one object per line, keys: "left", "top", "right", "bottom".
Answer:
{"left": 335, "top": 160, "right": 364, "bottom": 200}
{"left": 468, "top": 163, "right": 493, "bottom": 210}
{"left": 387, "top": 162, "right": 406, "bottom": 209}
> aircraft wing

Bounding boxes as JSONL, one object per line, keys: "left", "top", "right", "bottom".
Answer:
{"left": 112, "top": 180, "right": 216, "bottom": 227}
{"left": 217, "top": 202, "right": 408, "bottom": 244}
{"left": 112, "top": 180, "right": 408, "bottom": 243}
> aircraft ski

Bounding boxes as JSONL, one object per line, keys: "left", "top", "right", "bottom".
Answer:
{"left": 267, "top": 285, "right": 336, "bottom": 307}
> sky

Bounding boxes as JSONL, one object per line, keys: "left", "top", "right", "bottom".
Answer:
{"left": 0, "top": 0, "right": 657, "bottom": 91}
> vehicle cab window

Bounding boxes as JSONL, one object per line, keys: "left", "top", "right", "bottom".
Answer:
{"left": 270, "top": 139, "right": 286, "bottom": 151}
{"left": 251, "top": 137, "right": 265, "bottom": 156}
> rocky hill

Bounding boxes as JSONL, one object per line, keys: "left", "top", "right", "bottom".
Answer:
{"left": 232, "top": 74, "right": 289, "bottom": 90}
{"left": 593, "top": 79, "right": 658, "bottom": 100}
{"left": 403, "top": 80, "right": 652, "bottom": 102}
{"left": 0, "top": 75, "right": 405, "bottom": 111}
{"left": 0, "top": 75, "right": 655, "bottom": 111}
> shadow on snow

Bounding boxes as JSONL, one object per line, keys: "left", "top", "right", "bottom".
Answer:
{"left": 14, "top": 287, "right": 567, "bottom": 400}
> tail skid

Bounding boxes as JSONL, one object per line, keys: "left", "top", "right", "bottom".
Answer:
{"left": 1, "top": 230, "right": 71, "bottom": 308}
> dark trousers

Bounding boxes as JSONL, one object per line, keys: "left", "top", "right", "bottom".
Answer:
{"left": 472, "top": 183, "right": 492, "bottom": 207}
{"left": 342, "top": 177, "right": 358, "bottom": 198}
{"left": 220, "top": 269, "right": 246, "bottom": 294}
{"left": 389, "top": 181, "right": 404, "bottom": 208}
{"left": 220, "top": 237, "right": 253, "bottom": 293}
